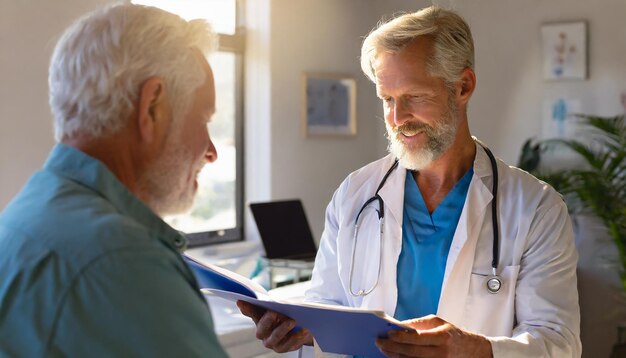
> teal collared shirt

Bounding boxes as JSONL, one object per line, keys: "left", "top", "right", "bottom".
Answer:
{"left": 0, "top": 144, "right": 227, "bottom": 357}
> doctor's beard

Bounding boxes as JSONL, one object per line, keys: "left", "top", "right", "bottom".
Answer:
{"left": 386, "top": 98, "right": 459, "bottom": 171}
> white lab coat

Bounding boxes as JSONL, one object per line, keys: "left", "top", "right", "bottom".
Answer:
{"left": 305, "top": 141, "right": 581, "bottom": 357}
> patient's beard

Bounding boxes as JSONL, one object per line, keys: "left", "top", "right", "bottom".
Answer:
{"left": 138, "top": 131, "right": 203, "bottom": 217}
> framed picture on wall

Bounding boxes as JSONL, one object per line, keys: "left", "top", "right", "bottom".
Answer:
{"left": 541, "top": 21, "right": 588, "bottom": 80}
{"left": 302, "top": 73, "right": 357, "bottom": 137}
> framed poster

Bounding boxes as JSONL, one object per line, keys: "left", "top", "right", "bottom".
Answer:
{"left": 541, "top": 21, "right": 587, "bottom": 80}
{"left": 302, "top": 73, "right": 356, "bottom": 137}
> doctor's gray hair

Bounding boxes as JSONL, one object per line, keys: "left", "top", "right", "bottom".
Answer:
{"left": 49, "top": 4, "right": 217, "bottom": 142}
{"left": 360, "top": 6, "right": 474, "bottom": 89}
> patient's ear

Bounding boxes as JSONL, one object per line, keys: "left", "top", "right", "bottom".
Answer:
{"left": 136, "top": 77, "right": 166, "bottom": 143}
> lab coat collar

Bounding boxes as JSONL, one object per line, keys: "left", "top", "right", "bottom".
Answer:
{"left": 437, "top": 139, "right": 496, "bottom": 323}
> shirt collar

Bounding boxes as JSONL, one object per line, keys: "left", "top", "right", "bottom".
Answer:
{"left": 43, "top": 143, "right": 187, "bottom": 251}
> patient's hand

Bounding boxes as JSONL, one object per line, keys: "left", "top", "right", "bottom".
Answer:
{"left": 236, "top": 300, "right": 313, "bottom": 353}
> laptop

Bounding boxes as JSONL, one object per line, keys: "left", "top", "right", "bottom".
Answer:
{"left": 249, "top": 199, "right": 318, "bottom": 261}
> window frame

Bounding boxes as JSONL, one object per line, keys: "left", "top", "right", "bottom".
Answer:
{"left": 127, "top": 0, "right": 246, "bottom": 247}
{"left": 185, "top": 4, "right": 246, "bottom": 247}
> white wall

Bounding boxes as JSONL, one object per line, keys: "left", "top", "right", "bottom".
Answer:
{"left": 0, "top": 0, "right": 111, "bottom": 208}
{"left": 454, "top": 0, "right": 626, "bottom": 163}
{"left": 268, "top": 0, "right": 382, "bottom": 242}
{"left": 245, "top": 0, "right": 422, "bottom": 242}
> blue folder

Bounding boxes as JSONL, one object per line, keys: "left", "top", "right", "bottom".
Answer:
{"left": 184, "top": 255, "right": 407, "bottom": 358}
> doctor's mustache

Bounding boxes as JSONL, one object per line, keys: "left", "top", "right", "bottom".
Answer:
{"left": 391, "top": 122, "right": 436, "bottom": 136}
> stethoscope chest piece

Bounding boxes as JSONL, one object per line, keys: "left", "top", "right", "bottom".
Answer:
{"left": 486, "top": 275, "right": 503, "bottom": 294}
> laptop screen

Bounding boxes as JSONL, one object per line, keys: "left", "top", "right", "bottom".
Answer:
{"left": 249, "top": 200, "right": 318, "bottom": 260}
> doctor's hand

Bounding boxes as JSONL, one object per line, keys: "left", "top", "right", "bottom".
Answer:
{"left": 236, "top": 300, "right": 313, "bottom": 353}
{"left": 376, "top": 315, "right": 493, "bottom": 358}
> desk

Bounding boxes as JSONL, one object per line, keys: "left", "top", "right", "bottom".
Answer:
{"left": 206, "top": 282, "right": 311, "bottom": 358}
{"left": 206, "top": 295, "right": 269, "bottom": 357}
{"left": 263, "top": 258, "right": 314, "bottom": 289}
{"left": 186, "top": 243, "right": 311, "bottom": 357}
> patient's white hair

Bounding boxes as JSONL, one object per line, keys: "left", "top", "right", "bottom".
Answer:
{"left": 361, "top": 6, "right": 474, "bottom": 89}
{"left": 49, "top": 4, "right": 217, "bottom": 142}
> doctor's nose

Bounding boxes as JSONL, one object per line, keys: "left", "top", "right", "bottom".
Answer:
{"left": 393, "top": 100, "right": 412, "bottom": 127}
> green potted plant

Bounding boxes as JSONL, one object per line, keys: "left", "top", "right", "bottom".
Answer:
{"left": 519, "top": 114, "right": 625, "bottom": 290}
{"left": 518, "top": 114, "right": 626, "bottom": 356}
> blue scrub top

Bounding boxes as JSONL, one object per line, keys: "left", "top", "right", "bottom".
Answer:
{"left": 394, "top": 167, "right": 473, "bottom": 321}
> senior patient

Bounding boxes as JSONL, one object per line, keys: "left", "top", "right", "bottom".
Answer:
{"left": 238, "top": 6, "right": 581, "bottom": 358}
{"left": 0, "top": 4, "right": 228, "bottom": 357}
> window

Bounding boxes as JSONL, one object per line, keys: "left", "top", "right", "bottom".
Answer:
{"left": 132, "top": 0, "right": 245, "bottom": 246}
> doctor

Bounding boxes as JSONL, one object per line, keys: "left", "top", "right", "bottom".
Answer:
{"left": 238, "top": 6, "right": 581, "bottom": 357}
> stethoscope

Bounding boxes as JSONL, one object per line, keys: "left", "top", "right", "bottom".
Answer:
{"left": 348, "top": 144, "right": 502, "bottom": 297}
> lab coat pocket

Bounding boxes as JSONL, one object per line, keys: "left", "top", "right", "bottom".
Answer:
{"left": 464, "top": 265, "right": 520, "bottom": 337}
